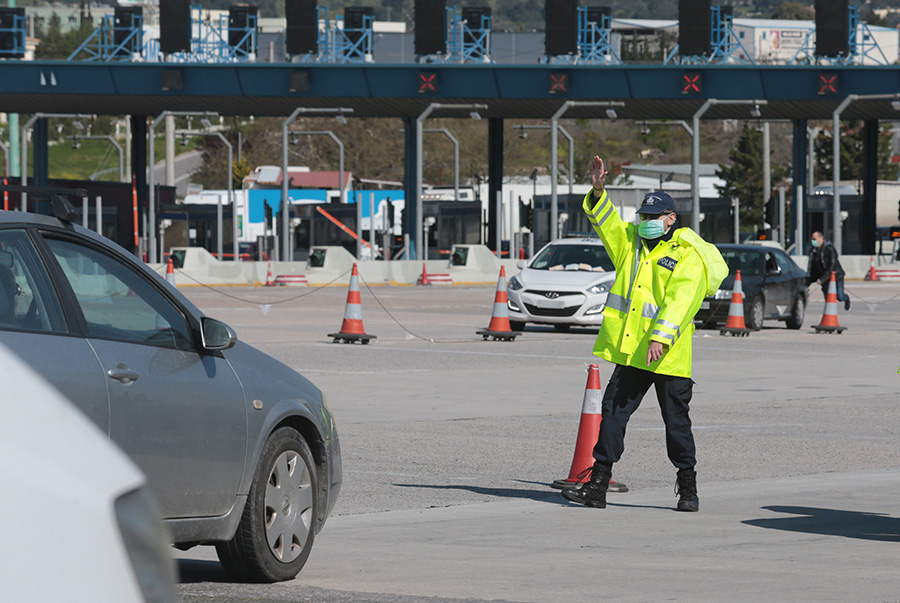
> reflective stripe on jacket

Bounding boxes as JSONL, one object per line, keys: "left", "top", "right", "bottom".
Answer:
{"left": 584, "top": 189, "right": 715, "bottom": 378}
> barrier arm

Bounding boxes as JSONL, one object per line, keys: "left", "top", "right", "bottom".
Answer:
{"left": 316, "top": 206, "right": 373, "bottom": 249}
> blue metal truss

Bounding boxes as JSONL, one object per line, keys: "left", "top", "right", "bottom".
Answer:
{"left": 419, "top": 6, "right": 492, "bottom": 64}
{"left": 790, "top": 6, "right": 890, "bottom": 66}
{"left": 0, "top": 12, "right": 26, "bottom": 59}
{"left": 666, "top": 5, "right": 754, "bottom": 65}
{"left": 67, "top": 13, "right": 143, "bottom": 62}
{"left": 292, "top": 6, "right": 374, "bottom": 64}
{"left": 574, "top": 7, "right": 621, "bottom": 65}
{"left": 70, "top": 6, "right": 257, "bottom": 63}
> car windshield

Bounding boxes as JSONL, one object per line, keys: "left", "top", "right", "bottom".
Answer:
{"left": 531, "top": 243, "right": 614, "bottom": 272}
{"left": 718, "top": 248, "right": 764, "bottom": 277}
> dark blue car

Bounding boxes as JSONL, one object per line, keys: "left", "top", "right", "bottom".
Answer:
{"left": 694, "top": 244, "right": 808, "bottom": 330}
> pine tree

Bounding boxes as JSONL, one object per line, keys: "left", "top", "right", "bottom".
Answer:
{"left": 715, "top": 123, "right": 786, "bottom": 230}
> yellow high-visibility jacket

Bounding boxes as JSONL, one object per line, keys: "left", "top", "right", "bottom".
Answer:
{"left": 584, "top": 189, "right": 726, "bottom": 378}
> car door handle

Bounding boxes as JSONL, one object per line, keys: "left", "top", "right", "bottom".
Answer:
{"left": 107, "top": 364, "right": 140, "bottom": 385}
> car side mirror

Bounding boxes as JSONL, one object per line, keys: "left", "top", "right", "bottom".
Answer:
{"left": 767, "top": 267, "right": 782, "bottom": 276}
{"left": 201, "top": 317, "right": 237, "bottom": 351}
{"left": 516, "top": 260, "right": 525, "bottom": 270}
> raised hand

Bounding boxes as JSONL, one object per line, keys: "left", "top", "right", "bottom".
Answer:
{"left": 590, "top": 156, "right": 608, "bottom": 195}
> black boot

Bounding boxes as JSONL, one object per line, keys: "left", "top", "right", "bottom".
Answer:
{"left": 675, "top": 468, "right": 699, "bottom": 512}
{"left": 561, "top": 462, "right": 611, "bottom": 508}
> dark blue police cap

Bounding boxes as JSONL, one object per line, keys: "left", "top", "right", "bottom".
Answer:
{"left": 637, "top": 191, "right": 676, "bottom": 215}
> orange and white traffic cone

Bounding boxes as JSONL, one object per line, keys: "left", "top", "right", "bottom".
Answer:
{"left": 720, "top": 269, "right": 751, "bottom": 337}
{"left": 476, "top": 266, "right": 520, "bottom": 341}
{"left": 265, "top": 262, "right": 275, "bottom": 287}
{"left": 328, "top": 263, "right": 377, "bottom": 344}
{"left": 417, "top": 262, "right": 431, "bottom": 286}
{"left": 866, "top": 256, "right": 879, "bottom": 281}
{"left": 166, "top": 257, "right": 176, "bottom": 287}
{"left": 551, "top": 364, "right": 628, "bottom": 493}
{"left": 813, "top": 271, "right": 846, "bottom": 334}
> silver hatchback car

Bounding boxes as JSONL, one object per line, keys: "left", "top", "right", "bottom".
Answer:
{"left": 507, "top": 238, "right": 615, "bottom": 332}
{"left": 0, "top": 204, "right": 340, "bottom": 583}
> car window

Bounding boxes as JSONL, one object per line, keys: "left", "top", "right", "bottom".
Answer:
{"left": 0, "top": 229, "right": 68, "bottom": 334}
{"left": 43, "top": 237, "right": 194, "bottom": 351}
{"left": 773, "top": 251, "right": 796, "bottom": 275}
{"left": 718, "top": 249, "right": 763, "bottom": 277}
{"left": 531, "top": 243, "right": 614, "bottom": 272}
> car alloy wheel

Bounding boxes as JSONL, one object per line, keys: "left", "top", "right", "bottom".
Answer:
{"left": 748, "top": 296, "right": 765, "bottom": 331}
{"left": 216, "top": 428, "right": 317, "bottom": 582}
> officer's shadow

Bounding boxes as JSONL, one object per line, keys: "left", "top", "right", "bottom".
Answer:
{"left": 743, "top": 506, "right": 900, "bottom": 542}
{"left": 393, "top": 480, "right": 672, "bottom": 510}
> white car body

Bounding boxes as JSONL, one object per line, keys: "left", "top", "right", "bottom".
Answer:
{"left": 0, "top": 343, "right": 177, "bottom": 603}
{"left": 507, "top": 238, "right": 616, "bottom": 330}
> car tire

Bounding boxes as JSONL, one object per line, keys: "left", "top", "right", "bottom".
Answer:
{"left": 509, "top": 320, "right": 526, "bottom": 331}
{"left": 216, "top": 427, "right": 317, "bottom": 583}
{"left": 553, "top": 324, "right": 570, "bottom": 332}
{"left": 747, "top": 296, "right": 765, "bottom": 331}
{"left": 785, "top": 295, "right": 805, "bottom": 329}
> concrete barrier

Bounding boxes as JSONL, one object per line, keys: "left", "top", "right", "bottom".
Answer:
{"left": 158, "top": 246, "right": 900, "bottom": 287}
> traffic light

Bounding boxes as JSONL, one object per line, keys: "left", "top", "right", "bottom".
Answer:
{"left": 520, "top": 199, "right": 534, "bottom": 230}
{"left": 764, "top": 198, "right": 775, "bottom": 227}
{"left": 264, "top": 203, "right": 273, "bottom": 230}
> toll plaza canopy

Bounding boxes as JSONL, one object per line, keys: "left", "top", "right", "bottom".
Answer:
{"left": 4, "top": 60, "right": 899, "bottom": 259}
{"left": 1, "top": 61, "right": 898, "bottom": 121}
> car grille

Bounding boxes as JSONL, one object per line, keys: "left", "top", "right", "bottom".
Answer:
{"left": 523, "top": 303, "right": 580, "bottom": 317}
{"left": 524, "top": 290, "right": 582, "bottom": 298}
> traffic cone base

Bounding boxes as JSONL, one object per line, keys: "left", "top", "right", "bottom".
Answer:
{"left": 417, "top": 262, "right": 431, "bottom": 286}
{"left": 549, "top": 364, "right": 628, "bottom": 494}
{"left": 328, "top": 263, "right": 377, "bottom": 344}
{"left": 720, "top": 269, "right": 751, "bottom": 337}
{"left": 476, "top": 266, "right": 520, "bottom": 341}
{"left": 865, "top": 256, "right": 879, "bottom": 281}
{"left": 813, "top": 271, "right": 846, "bottom": 334}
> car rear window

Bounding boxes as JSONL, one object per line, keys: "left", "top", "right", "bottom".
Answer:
{"left": 718, "top": 249, "right": 763, "bottom": 277}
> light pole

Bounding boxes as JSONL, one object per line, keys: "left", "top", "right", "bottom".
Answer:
{"left": 289, "top": 130, "right": 347, "bottom": 254}
{"left": 515, "top": 124, "right": 575, "bottom": 197}
{"left": 177, "top": 129, "right": 234, "bottom": 262}
{"left": 423, "top": 128, "right": 459, "bottom": 203}
{"left": 68, "top": 135, "right": 126, "bottom": 182}
{"left": 20, "top": 113, "right": 91, "bottom": 211}
{"left": 691, "top": 100, "right": 766, "bottom": 234}
{"left": 149, "top": 111, "right": 217, "bottom": 263}
{"left": 830, "top": 94, "right": 900, "bottom": 254}
{"left": 281, "top": 107, "right": 353, "bottom": 262}
{"left": 551, "top": 101, "right": 623, "bottom": 239}
{"left": 416, "top": 103, "right": 487, "bottom": 261}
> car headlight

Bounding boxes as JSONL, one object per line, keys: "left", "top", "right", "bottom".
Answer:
{"left": 584, "top": 303, "right": 605, "bottom": 316}
{"left": 507, "top": 299, "right": 521, "bottom": 312}
{"left": 115, "top": 487, "right": 178, "bottom": 603}
{"left": 508, "top": 275, "right": 523, "bottom": 291}
{"left": 587, "top": 281, "right": 612, "bottom": 295}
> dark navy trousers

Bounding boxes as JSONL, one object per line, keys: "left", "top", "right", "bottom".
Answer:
{"left": 592, "top": 364, "right": 696, "bottom": 470}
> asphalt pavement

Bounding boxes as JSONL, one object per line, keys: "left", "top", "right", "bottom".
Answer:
{"left": 175, "top": 280, "right": 900, "bottom": 602}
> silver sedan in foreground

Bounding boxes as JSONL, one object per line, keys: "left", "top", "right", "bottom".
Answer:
{"left": 0, "top": 204, "right": 340, "bottom": 583}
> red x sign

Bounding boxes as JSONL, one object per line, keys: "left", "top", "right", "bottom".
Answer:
{"left": 549, "top": 72, "right": 569, "bottom": 94}
{"left": 817, "top": 73, "right": 838, "bottom": 95}
{"left": 681, "top": 73, "right": 701, "bottom": 94}
{"left": 418, "top": 72, "right": 438, "bottom": 94}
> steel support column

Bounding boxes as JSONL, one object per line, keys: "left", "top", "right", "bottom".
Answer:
{"left": 791, "top": 119, "right": 807, "bottom": 254}
{"left": 862, "top": 119, "right": 879, "bottom": 255}
{"left": 131, "top": 115, "right": 148, "bottom": 257}
{"left": 487, "top": 118, "right": 503, "bottom": 254}
{"left": 33, "top": 119, "right": 49, "bottom": 187}
{"left": 402, "top": 116, "right": 417, "bottom": 260}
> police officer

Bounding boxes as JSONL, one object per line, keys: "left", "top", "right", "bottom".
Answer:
{"left": 562, "top": 156, "right": 726, "bottom": 512}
